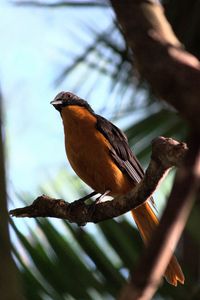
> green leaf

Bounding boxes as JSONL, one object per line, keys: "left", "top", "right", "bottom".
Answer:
{"left": 63, "top": 221, "right": 125, "bottom": 296}
{"left": 98, "top": 219, "right": 141, "bottom": 268}
{"left": 35, "top": 218, "right": 104, "bottom": 298}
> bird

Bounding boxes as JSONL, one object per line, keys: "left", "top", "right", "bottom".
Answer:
{"left": 51, "top": 91, "right": 184, "bottom": 286}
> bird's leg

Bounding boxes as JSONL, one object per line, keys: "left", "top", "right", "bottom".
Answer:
{"left": 89, "top": 190, "right": 110, "bottom": 216}
{"left": 67, "top": 191, "right": 98, "bottom": 222}
{"left": 68, "top": 190, "right": 110, "bottom": 221}
{"left": 75, "top": 191, "right": 98, "bottom": 203}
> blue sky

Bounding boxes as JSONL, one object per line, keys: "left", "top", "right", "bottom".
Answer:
{"left": 0, "top": 1, "right": 114, "bottom": 201}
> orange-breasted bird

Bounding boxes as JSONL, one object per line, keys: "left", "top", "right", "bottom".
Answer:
{"left": 51, "top": 91, "right": 184, "bottom": 286}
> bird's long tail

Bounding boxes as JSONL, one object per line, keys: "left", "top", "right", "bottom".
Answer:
{"left": 131, "top": 201, "right": 185, "bottom": 286}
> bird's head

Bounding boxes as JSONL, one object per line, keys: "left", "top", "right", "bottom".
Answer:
{"left": 50, "top": 91, "right": 94, "bottom": 114}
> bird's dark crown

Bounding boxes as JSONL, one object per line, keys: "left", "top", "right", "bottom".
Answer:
{"left": 51, "top": 91, "right": 94, "bottom": 113}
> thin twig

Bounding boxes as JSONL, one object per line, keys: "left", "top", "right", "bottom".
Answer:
{"left": 13, "top": 1, "right": 108, "bottom": 8}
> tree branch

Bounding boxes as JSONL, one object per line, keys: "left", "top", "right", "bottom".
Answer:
{"left": 13, "top": 1, "right": 108, "bottom": 8}
{"left": 109, "top": 1, "right": 200, "bottom": 299}
{"left": 10, "top": 137, "right": 187, "bottom": 226}
{"left": 110, "top": 0, "right": 200, "bottom": 130}
{"left": 119, "top": 133, "right": 200, "bottom": 300}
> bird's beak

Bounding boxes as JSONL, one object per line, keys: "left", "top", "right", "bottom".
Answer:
{"left": 50, "top": 99, "right": 63, "bottom": 111}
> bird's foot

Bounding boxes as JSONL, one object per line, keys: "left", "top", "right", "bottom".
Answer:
{"left": 88, "top": 190, "right": 110, "bottom": 217}
{"left": 67, "top": 191, "right": 97, "bottom": 218}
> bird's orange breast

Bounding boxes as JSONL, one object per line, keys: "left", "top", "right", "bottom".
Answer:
{"left": 61, "top": 106, "right": 133, "bottom": 195}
